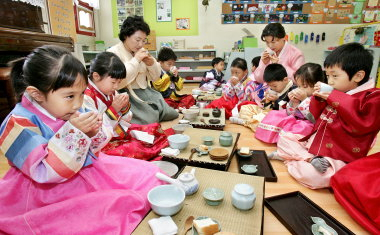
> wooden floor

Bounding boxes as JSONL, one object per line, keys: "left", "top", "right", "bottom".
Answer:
{"left": 1, "top": 83, "right": 378, "bottom": 234}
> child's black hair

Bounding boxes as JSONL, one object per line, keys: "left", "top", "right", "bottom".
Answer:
{"left": 119, "top": 16, "right": 150, "bottom": 42}
{"left": 10, "top": 45, "right": 87, "bottom": 102}
{"left": 324, "top": 42, "right": 373, "bottom": 85}
{"left": 157, "top": 47, "right": 177, "bottom": 62}
{"left": 231, "top": 57, "right": 247, "bottom": 71}
{"left": 294, "top": 63, "right": 326, "bottom": 87}
{"left": 89, "top": 52, "right": 126, "bottom": 81}
{"left": 263, "top": 63, "right": 288, "bottom": 82}
{"left": 212, "top": 57, "right": 224, "bottom": 67}
{"left": 261, "top": 23, "right": 286, "bottom": 41}
{"left": 251, "top": 56, "right": 261, "bottom": 67}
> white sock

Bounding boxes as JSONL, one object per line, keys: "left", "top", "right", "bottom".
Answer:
{"left": 267, "top": 151, "right": 284, "bottom": 161}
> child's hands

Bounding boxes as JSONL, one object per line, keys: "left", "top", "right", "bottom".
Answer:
{"left": 230, "top": 76, "right": 239, "bottom": 86}
{"left": 313, "top": 82, "right": 332, "bottom": 100}
{"left": 134, "top": 48, "right": 149, "bottom": 62}
{"left": 170, "top": 66, "right": 178, "bottom": 77}
{"left": 112, "top": 93, "right": 130, "bottom": 112}
{"left": 265, "top": 90, "right": 278, "bottom": 102}
{"left": 69, "top": 111, "right": 102, "bottom": 138}
{"left": 290, "top": 88, "right": 307, "bottom": 102}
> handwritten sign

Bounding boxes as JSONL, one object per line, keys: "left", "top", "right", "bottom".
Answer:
{"left": 48, "top": 0, "right": 77, "bottom": 41}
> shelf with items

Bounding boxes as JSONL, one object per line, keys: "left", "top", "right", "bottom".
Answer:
{"left": 82, "top": 50, "right": 104, "bottom": 68}
{"left": 174, "top": 49, "right": 216, "bottom": 82}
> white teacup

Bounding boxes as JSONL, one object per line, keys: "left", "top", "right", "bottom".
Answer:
{"left": 319, "top": 83, "right": 334, "bottom": 93}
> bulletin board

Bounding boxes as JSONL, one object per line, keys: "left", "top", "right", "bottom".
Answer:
{"left": 112, "top": 0, "right": 198, "bottom": 37}
{"left": 221, "top": 0, "right": 379, "bottom": 24}
{"left": 47, "top": 0, "right": 77, "bottom": 41}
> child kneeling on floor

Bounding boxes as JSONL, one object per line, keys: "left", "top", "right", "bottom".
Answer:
{"left": 271, "top": 42, "right": 380, "bottom": 189}
{"left": 0, "top": 45, "right": 163, "bottom": 234}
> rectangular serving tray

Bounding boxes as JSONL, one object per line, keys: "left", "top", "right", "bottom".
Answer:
{"left": 264, "top": 191, "right": 354, "bottom": 235}
{"left": 236, "top": 150, "right": 278, "bottom": 182}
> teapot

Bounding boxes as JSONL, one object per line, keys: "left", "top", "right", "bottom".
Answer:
{"left": 156, "top": 168, "right": 199, "bottom": 196}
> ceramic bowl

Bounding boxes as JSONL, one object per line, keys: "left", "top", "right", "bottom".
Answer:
{"left": 168, "top": 134, "right": 190, "bottom": 150}
{"left": 215, "top": 90, "right": 222, "bottom": 96}
{"left": 202, "top": 136, "right": 214, "bottom": 146}
{"left": 241, "top": 164, "right": 258, "bottom": 174}
{"left": 203, "top": 188, "right": 224, "bottom": 206}
{"left": 182, "top": 109, "right": 199, "bottom": 121}
{"left": 148, "top": 185, "right": 185, "bottom": 216}
{"left": 192, "top": 89, "right": 202, "bottom": 95}
{"left": 172, "top": 124, "right": 193, "bottom": 134}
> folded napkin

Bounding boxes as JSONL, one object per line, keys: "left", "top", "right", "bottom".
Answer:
{"left": 160, "top": 147, "right": 180, "bottom": 157}
{"left": 130, "top": 130, "right": 155, "bottom": 144}
{"left": 148, "top": 216, "right": 178, "bottom": 235}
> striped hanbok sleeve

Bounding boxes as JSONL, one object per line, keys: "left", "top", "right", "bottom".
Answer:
{"left": 0, "top": 115, "right": 92, "bottom": 183}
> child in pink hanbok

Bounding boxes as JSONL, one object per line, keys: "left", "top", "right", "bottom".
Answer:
{"left": 83, "top": 52, "right": 170, "bottom": 160}
{"left": 272, "top": 43, "right": 380, "bottom": 189}
{"left": 206, "top": 58, "right": 263, "bottom": 118}
{"left": 0, "top": 45, "right": 163, "bottom": 234}
{"left": 255, "top": 63, "right": 326, "bottom": 143}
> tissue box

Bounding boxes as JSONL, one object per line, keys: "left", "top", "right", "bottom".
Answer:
{"left": 242, "top": 37, "right": 258, "bottom": 48}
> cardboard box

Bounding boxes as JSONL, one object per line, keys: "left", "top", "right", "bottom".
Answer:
{"left": 242, "top": 36, "right": 258, "bottom": 48}
{"left": 144, "top": 30, "right": 156, "bottom": 51}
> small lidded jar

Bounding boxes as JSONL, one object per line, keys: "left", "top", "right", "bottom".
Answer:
{"left": 231, "top": 183, "right": 256, "bottom": 210}
{"left": 219, "top": 131, "right": 233, "bottom": 147}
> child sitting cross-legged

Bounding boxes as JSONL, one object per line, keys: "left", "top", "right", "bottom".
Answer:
{"left": 83, "top": 52, "right": 170, "bottom": 160}
{"left": 0, "top": 45, "right": 163, "bottom": 234}
{"left": 255, "top": 63, "right": 326, "bottom": 143}
{"left": 152, "top": 47, "right": 196, "bottom": 110}
{"left": 199, "top": 57, "right": 226, "bottom": 91}
{"left": 272, "top": 42, "right": 380, "bottom": 189}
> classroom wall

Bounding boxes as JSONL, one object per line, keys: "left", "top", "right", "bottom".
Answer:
{"left": 98, "top": 0, "right": 355, "bottom": 65}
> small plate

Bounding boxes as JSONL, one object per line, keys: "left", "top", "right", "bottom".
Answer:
{"left": 151, "top": 161, "right": 179, "bottom": 177}
{"left": 192, "top": 216, "right": 221, "bottom": 235}
{"left": 241, "top": 164, "right": 258, "bottom": 174}
{"left": 236, "top": 149, "right": 253, "bottom": 158}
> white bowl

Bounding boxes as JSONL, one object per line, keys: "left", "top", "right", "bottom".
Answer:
{"left": 148, "top": 185, "right": 185, "bottom": 216}
{"left": 182, "top": 109, "right": 199, "bottom": 121}
{"left": 172, "top": 124, "right": 193, "bottom": 134}
{"left": 168, "top": 134, "right": 190, "bottom": 150}
{"left": 151, "top": 161, "right": 179, "bottom": 177}
{"left": 192, "top": 89, "right": 202, "bottom": 95}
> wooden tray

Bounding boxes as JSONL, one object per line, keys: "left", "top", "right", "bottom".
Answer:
{"left": 190, "top": 108, "right": 225, "bottom": 130}
{"left": 236, "top": 150, "right": 278, "bottom": 182}
{"left": 133, "top": 166, "right": 265, "bottom": 235}
{"left": 163, "top": 128, "right": 240, "bottom": 171}
{"left": 265, "top": 191, "right": 354, "bottom": 235}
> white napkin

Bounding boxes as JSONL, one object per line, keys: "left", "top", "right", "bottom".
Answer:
{"left": 160, "top": 147, "right": 180, "bottom": 157}
{"left": 148, "top": 216, "right": 178, "bottom": 235}
{"left": 130, "top": 130, "right": 155, "bottom": 144}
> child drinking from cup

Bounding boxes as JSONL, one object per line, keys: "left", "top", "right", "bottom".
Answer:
{"left": 256, "top": 63, "right": 326, "bottom": 143}
{"left": 262, "top": 63, "right": 297, "bottom": 110}
{"left": 0, "top": 45, "right": 163, "bottom": 234}
{"left": 152, "top": 47, "right": 195, "bottom": 110}
{"left": 83, "top": 52, "right": 170, "bottom": 160}
{"left": 273, "top": 43, "right": 380, "bottom": 189}
{"left": 206, "top": 58, "right": 262, "bottom": 118}
{"left": 199, "top": 57, "right": 226, "bottom": 91}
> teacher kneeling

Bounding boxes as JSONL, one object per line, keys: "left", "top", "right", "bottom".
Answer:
{"left": 108, "top": 16, "right": 179, "bottom": 124}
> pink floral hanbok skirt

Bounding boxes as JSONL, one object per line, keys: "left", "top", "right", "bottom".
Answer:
{"left": 255, "top": 109, "right": 314, "bottom": 143}
{"left": 0, "top": 153, "right": 164, "bottom": 234}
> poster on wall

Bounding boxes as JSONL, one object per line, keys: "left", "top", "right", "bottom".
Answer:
{"left": 221, "top": 0, "right": 378, "bottom": 24}
{"left": 48, "top": 0, "right": 77, "bottom": 41}
{"left": 156, "top": 0, "right": 172, "bottom": 21}
{"left": 176, "top": 18, "right": 190, "bottom": 30}
{"left": 117, "top": 0, "right": 143, "bottom": 29}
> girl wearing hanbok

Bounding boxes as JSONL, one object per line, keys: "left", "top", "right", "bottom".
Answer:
{"left": 0, "top": 45, "right": 163, "bottom": 234}
{"left": 255, "top": 63, "right": 326, "bottom": 143}
{"left": 206, "top": 58, "right": 265, "bottom": 118}
{"left": 83, "top": 52, "right": 170, "bottom": 160}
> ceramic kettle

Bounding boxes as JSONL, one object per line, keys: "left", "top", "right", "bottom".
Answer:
{"left": 155, "top": 168, "right": 199, "bottom": 196}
